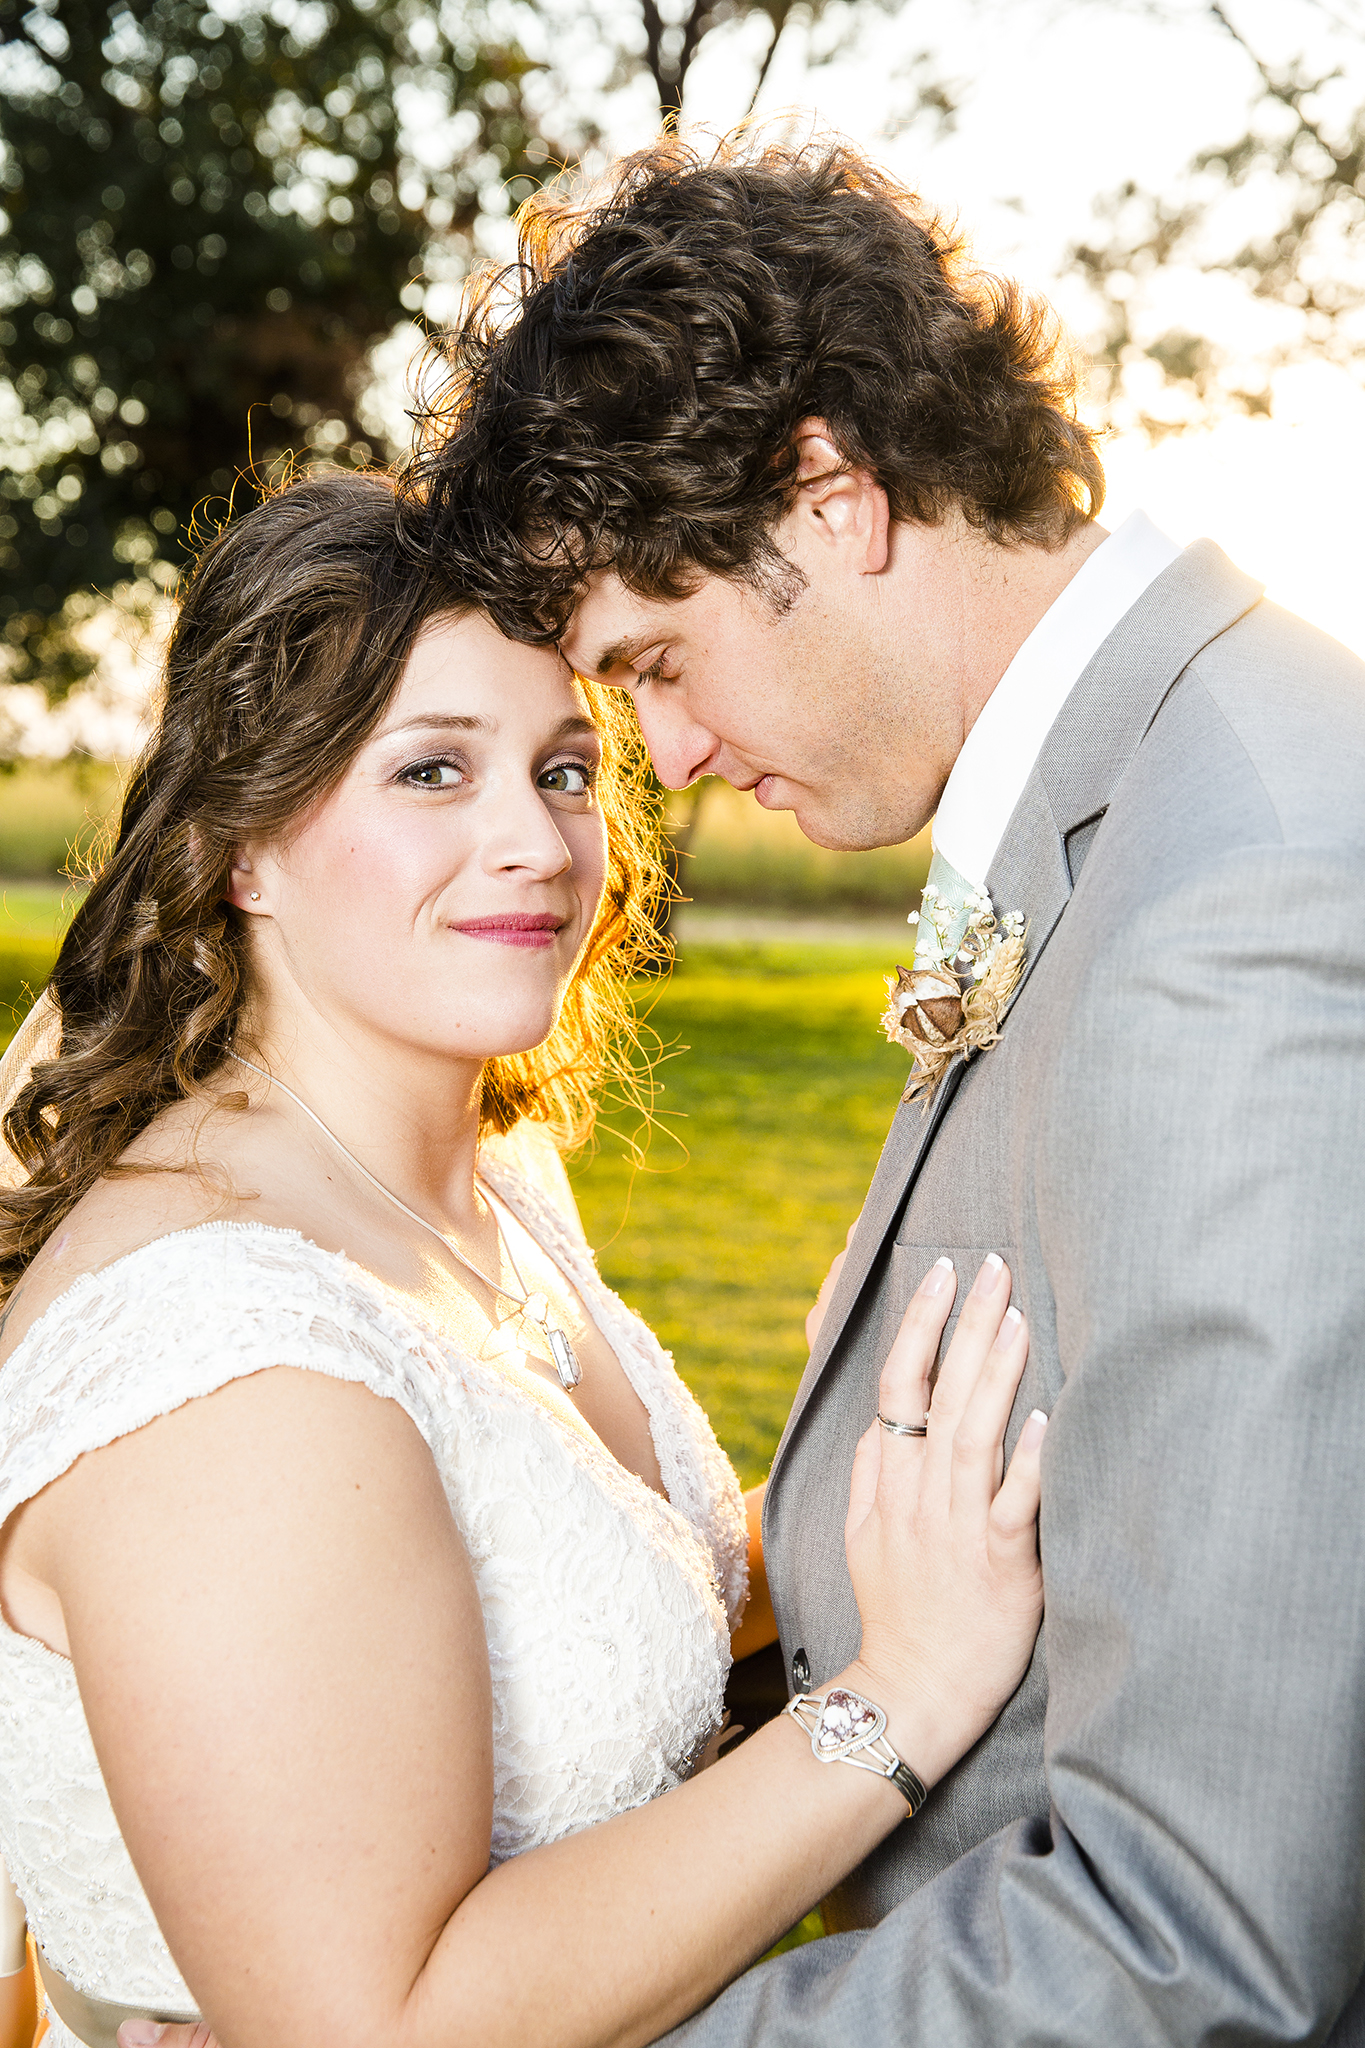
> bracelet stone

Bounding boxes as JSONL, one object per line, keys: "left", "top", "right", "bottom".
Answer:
{"left": 783, "top": 1686, "right": 928, "bottom": 1816}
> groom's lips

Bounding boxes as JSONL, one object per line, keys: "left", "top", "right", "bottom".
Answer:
{"left": 451, "top": 912, "right": 566, "bottom": 950}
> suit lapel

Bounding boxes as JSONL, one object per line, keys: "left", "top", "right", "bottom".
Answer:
{"left": 768, "top": 540, "right": 1264, "bottom": 1479}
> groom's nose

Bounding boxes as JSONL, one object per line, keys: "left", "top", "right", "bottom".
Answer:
{"left": 632, "top": 694, "right": 720, "bottom": 791}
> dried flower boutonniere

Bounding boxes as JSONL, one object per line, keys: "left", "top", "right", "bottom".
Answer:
{"left": 882, "top": 882, "right": 1027, "bottom": 1106}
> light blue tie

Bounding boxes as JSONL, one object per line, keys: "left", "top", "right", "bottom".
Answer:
{"left": 912, "top": 849, "right": 982, "bottom": 971}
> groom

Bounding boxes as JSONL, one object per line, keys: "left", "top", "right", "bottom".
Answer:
{"left": 423, "top": 137, "right": 1365, "bottom": 2043}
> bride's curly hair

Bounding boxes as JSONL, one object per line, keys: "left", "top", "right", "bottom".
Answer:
{"left": 0, "top": 471, "right": 667, "bottom": 1307}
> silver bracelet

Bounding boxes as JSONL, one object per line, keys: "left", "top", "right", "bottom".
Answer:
{"left": 783, "top": 1686, "right": 928, "bottom": 1815}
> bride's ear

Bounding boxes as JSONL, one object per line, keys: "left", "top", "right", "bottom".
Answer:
{"left": 789, "top": 417, "right": 890, "bottom": 575}
{"left": 225, "top": 851, "right": 266, "bottom": 913}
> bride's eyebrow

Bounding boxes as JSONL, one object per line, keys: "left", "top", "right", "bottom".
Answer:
{"left": 377, "top": 713, "right": 598, "bottom": 744}
{"left": 382, "top": 712, "right": 490, "bottom": 738}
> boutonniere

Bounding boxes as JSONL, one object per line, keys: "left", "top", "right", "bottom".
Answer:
{"left": 882, "top": 882, "right": 1027, "bottom": 1106}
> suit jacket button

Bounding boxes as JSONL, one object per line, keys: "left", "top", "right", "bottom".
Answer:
{"left": 792, "top": 1647, "right": 811, "bottom": 1691}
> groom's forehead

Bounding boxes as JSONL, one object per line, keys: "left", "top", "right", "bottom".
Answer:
{"left": 560, "top": 572, "right": 663, "bottom": 676}
{"left": 561, "top": 566, "right": 753, "bottom": 676}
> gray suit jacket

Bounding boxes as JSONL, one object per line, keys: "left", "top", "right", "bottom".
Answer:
{"left": 667, "top": 542, "right": 1365, "bottom": 2045}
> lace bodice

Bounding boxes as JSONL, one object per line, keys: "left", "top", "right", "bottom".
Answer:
{"left": 0, "top": 1155, "right": 746, "bottom": 2038}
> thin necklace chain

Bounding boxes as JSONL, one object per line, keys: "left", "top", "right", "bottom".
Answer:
{"left": 223, "top": 1049, "right": 582, "bottom": 1390}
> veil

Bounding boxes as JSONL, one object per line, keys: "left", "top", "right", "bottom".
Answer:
{"left": 0, "top": 994, "right": 58, "bottom": 1964}
{"left": 0, "top": 990, "right": 59, "bottom": 1192}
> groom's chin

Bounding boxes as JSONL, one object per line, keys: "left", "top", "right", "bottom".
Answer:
{"left": 752, "top": 772, "right": 922, "bottom": 852}
{"left": 787, "top": 802, "right": 916, "bottom": 855}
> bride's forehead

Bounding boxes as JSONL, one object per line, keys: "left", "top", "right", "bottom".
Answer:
{"left": 391, "top": 614, "right": 584, "bottom": 718}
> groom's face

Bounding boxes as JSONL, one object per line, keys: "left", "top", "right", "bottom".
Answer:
{"left": 558, "top": 472, "right": 967, "bottom": 852}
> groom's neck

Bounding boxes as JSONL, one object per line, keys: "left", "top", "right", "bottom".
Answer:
{"left": 948, "top": 517, "right": 1110, "bottom": 750}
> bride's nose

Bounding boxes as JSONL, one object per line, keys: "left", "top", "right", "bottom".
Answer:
{"left": 477, "top": 780, "right": 574, "bottom": 879}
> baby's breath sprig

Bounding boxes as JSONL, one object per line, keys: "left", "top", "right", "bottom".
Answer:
{"left": 882, "top": 886, "right": 1028, "bottom": 1107}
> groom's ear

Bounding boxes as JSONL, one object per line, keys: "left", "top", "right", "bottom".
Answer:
{"left": 789, "top": 418, "right": 890, "bottom": 575}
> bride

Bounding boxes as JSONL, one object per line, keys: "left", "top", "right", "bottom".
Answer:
{"left": 0, "top": 470, "right": 1044, "bottom": 2048}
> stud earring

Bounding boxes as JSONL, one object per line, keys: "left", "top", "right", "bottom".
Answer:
{"left": 249, "top": 891, "right": 261, "bottom": 902}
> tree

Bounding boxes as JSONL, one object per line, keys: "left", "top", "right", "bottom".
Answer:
{"left": 618, "top": 0, "right": 930, "bottom": 129}
{"left": 635, "top": 0, "right": 796, "bottom": 122}
{"left": 1068, "top": 0, "right": 1365, "bottom": 430}
{"left": 0, "top": 0, "right": 555, "bottom": 694}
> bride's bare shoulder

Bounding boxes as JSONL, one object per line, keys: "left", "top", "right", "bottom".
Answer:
{"left": 0, "top": 1092, "right": 272, "bottom": 1365}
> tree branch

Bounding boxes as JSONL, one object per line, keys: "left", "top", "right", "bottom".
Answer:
{"left": 745, "top": 5, "right": 791, "bottom": 115}
{"left": 638, "top": 0, "right": 669, "bottom": 116}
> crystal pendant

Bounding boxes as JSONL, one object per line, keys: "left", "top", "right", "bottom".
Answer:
{"left": 547, "top": 1326, "right": 582, "bottom": 1391}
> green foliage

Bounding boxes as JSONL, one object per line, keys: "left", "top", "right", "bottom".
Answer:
{"left": 764, "top": 1907, "right": 825, "bottom": 1957}
{"left": 0, "top": 757, "right": 124, "bottom": 875}
{"left": 0, "top": 875, "right": 83, "bottom": 937}
{"left": 681, "top": 781, "right": 931, "bottom": 913}
{"left": 0, "top": 0, "right": 554, "bottom": 688}
{"left": 1071, "top": 0, "right": 1365, "bottom": 427}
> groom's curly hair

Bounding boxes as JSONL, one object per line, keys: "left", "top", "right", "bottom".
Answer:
{"left": 413, "top": 130, "right": 1105, "bottom": 641}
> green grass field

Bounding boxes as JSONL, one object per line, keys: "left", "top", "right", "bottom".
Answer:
{"left": 571, "top": 939, "right": 907, "bottom": 1485}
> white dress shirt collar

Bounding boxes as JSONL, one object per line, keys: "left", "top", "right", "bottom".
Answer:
{"left": 932, "top": 510, "right": 1182, "bottom": 890}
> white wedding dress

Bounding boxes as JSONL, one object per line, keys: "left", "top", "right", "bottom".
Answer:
{"left": 0, "top": 1064, "right": 748, "bottom": 2043}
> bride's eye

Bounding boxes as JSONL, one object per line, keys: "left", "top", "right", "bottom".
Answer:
{"left": 402, "top": 757, "right": 466, "bottom": 789}
{"left": 538, "top": 760, "right": 595, "bottom": 796}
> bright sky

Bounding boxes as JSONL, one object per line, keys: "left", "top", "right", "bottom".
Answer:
{"left": 1102, "top": 365, "right": 1365, "bottom": 658}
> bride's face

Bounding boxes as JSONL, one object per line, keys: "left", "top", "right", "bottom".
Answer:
{"left": 232, "top": 611, "right": 607, "bottom": 1067}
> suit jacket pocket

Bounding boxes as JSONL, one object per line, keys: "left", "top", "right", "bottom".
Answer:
{"left": 883, "top": 1243, "right": 1019, "bottom": 1392}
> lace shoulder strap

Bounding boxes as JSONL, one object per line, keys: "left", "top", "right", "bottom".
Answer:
{"left": 0, "top": 1223, "right": 446, "bottom": 1525}
{"left": 478, "top": 1121, "right": 587, "bottom": 1248}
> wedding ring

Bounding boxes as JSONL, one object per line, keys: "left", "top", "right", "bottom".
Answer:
{"left": 877, "top": 1412, "right": 929, "bottom": 1437}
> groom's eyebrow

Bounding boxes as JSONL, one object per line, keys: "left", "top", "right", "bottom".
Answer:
{"left": 591, "top": 633, "right": 653, "bottom": 678}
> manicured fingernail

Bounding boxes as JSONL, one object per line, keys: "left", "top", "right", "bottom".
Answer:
{"left": 920, "top": 1256, "right": 954, "bottom": 1298}
{"left": 973, "top": 1252, "right": 1005, "bottom": 1297}
{"left": 118, "top": 2025, "right": 165, "bottom": 2047}
{"left": 992, "top": 1304, "right": 1023, "bottom": 1349}
{"left": 1019, "top": 1408, "right": 1048, "bottom": 1451}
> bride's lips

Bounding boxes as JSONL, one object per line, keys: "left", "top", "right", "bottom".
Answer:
{"left": 450, "top": 912, "right": 567, "bottom": 950}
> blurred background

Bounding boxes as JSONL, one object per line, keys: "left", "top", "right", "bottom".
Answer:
{"left": 2, "top": 0, "right": 1363, "bottom": 1486}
